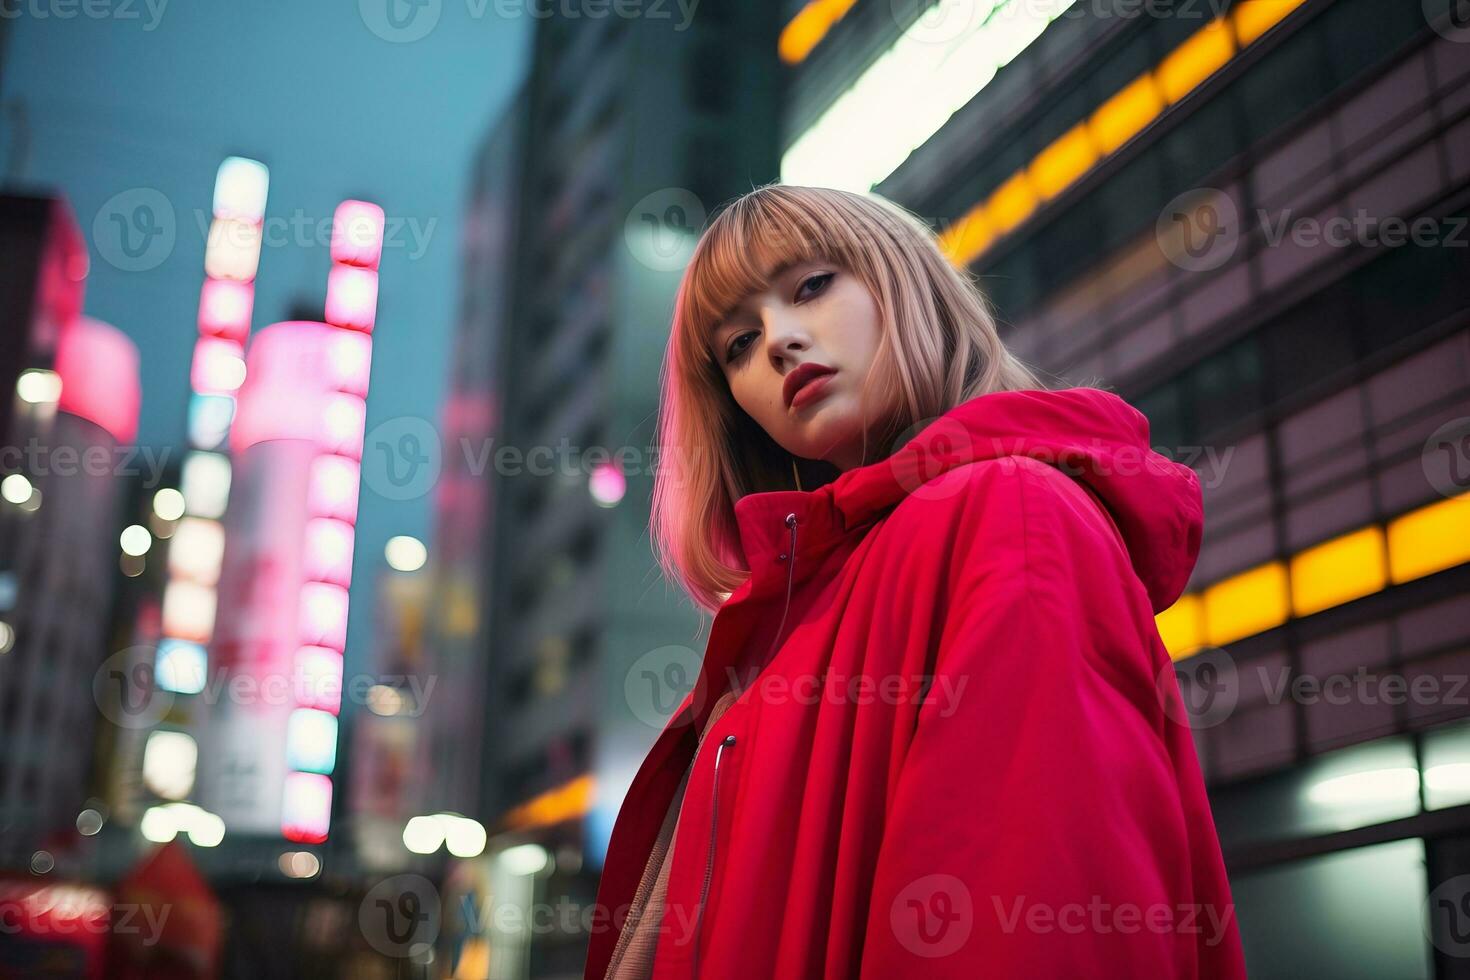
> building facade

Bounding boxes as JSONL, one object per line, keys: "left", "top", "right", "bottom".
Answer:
{"left": 435, "top": 6, "right": 786, "bottom": 975}
{"left": 0, "top": 192, "right": 142, "bottom": 872}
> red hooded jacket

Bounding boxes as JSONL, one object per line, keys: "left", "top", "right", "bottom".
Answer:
{"left": 585, "top": 386, "right": 1248, "bottom": 979}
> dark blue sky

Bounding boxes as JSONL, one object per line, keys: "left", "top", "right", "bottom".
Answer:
{"left": 1, "top": 0, "right": 529, "bottom": 671}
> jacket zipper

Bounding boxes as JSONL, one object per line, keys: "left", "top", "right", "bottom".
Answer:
{"left": 691, "top": 732, "right": 735, "bottom": 975}
{"left": 690, "top": 511, "right": 799, "bottom": 976}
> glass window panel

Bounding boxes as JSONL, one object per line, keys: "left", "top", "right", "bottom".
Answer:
{"left": 1134, "top": 381, "right": 1186, "bottom": 451}
{"left": 1212, "top": 736, "right": 1421, "bottom": 850}
{"left": 1190, "top": 335, "right": 1266, "bottom": 438}
{"left": 1236, "top": 30, "right": 1328, "bottom": 142}
{"left": 1263, "top": 282, "right": 1358, "bottom": 398}
{"left": 1231, "top": 839, "right": 1431, "bottom": 980}
{"left": 1423, "top": 717, "right": 1470, "bottom": 810}
{"left": 1322, "top": 0, "right": 1427, "bottom": 90}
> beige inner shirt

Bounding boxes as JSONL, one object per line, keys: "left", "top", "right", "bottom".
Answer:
{"left": 603, "top": 686, "right": 741, "bottom": 979}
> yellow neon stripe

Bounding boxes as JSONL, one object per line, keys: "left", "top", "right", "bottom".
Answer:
{"left": 1156, "top": 17, "right": 1236, "bottom": 105}
{"left": 984, "top": 171, "right": 1037, "bottom": 236}
{"left": 1088, "top": 73, "right": 1166, "bottom": 156}
{"left": 779, "top": 0, "right": 860, "bottom": 65}
{"left": 1232, "top": 0, "right": 1310, "bottom": 46}
{"left": 1290, "top": 526, "right": 1388, "bottom": 617}
{"left": 1203, "top": 561, "right": 1291, "bottom": 648}
{"left": 1156, "top": 593, "right": 1206, "bottom": 660}
{"left": 938, "top": 203, "right": 993, "bottom": 268}
{"left": 1028, "top": 123, "right": 1101, "bottom": 201}
{"left": 944, "top": 0, "right": 1309, "bottom": 269}
{"left": 1388, "top": 492, "right": 1470, "bottom": 584}
{"left": 1168, "top": 493, "right": 1470, "bottom": 660}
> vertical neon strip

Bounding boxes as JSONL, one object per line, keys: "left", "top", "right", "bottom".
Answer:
{"left": 281, "top": 199, "right": 383, "bottom": 844}
{"left": 158, "top": 158, "right": 268, "bottom": 736}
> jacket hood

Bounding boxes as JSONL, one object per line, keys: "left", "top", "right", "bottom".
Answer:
{"left": 733, "top": 387, "right": 1202, "bottom": 614}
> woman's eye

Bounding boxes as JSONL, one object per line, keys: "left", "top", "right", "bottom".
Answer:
{"left": 798, "top": 272, "right": 833, "bottom": 300}
{"left": 726, "top": 331, "right": 757, "bottom": 363}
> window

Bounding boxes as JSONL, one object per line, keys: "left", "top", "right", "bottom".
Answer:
{"left": 1231, "top": 839, "right": 1430, "bottom": 980}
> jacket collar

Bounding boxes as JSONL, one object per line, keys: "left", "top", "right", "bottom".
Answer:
{"left": 731, "top": 487, "right": 850, "bottom": 599}
{"left": 730, "top": 387, "right": 1203, "bottom": 614}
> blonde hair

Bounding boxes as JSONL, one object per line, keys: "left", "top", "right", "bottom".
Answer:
{"left": 651, "top": 183, "right": 1053, "bottom": 614}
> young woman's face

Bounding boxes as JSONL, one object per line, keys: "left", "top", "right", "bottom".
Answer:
{"left": 713, "top": 258, "right": 884, "bottom": 472}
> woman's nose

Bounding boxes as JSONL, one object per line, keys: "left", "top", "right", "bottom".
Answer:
{"left": 762, "top": 316, "right": 809, "bottom": 363}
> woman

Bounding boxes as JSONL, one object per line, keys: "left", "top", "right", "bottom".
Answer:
{"left": 585, "top": 184, "right": 1247, "bottom": 979}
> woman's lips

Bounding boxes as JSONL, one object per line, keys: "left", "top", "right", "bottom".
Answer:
{"left": 790, "top": 371, "right": 836, "bottom": 410}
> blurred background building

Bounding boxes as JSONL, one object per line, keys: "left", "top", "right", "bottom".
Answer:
{"left": 2, "top": 1, "right": 1470, "bottom": 978}
{"left": 0, "top": 194, "right": 140, "bottom": 869}
{"left": 411, "top": 6, "right": 787, "bottom": 976}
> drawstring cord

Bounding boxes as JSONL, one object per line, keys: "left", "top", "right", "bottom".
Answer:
{"left": 762, "top": 512, "right": 799, "bottom": 671}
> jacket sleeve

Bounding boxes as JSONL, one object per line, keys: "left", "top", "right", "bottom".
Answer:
{"left": 856, "top": 459, "right": 1247, "bottom": 979}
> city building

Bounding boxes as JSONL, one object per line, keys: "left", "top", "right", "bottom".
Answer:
{"left": 427, "top": 6, "right": 787, "bottom": 974}
{"left": 0, "top": 191, "right": 142, "bottom": 871}
{"left": 782, "top": 0, "right": 1470, "bottom": 975}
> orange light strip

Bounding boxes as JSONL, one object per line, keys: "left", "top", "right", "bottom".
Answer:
{"left": 939, "top": 0, "right": 1309, "bottom": 268}
{"left": 501, "top": 773, "right": 595, "bottom": 830}
{"left": 1161, "top": 491, "right": 1470, "bottom": 660}
{"left": 779, "top": 0, "right": 860, "bottom": 65}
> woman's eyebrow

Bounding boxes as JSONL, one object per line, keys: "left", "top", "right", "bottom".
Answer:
{"left": 716, "top": 260, "right": 804, "bottom": 327}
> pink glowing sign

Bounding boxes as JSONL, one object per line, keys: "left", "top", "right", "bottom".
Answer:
{"left": 298, "top": 581, "right": 349, "bottom": 652}
{"left": 294, "top": 646, "right": 344, "bottom": 715}
{"left": 303, "top": 517, "right": 355, "bottom": 588}
{"left": 190, "top": 336, "right": 246, "bottom": 396}
{"left": 198, "top": 279, "right": 255, "bottom": 343}
{"left": 55, "top": 315, "right": 141, "bottom": 444}
{"left": 281, "top": 771, "right": 332, "bottom": 844}
{"left": 324, "top": 266, "right": 378, "bottom": 333}
{"left": 321, "top": 393, "right": 366, "bottom": 460}
{"left": 308, "top": 455, "right": 360, "bottom": 523}
{"left": 327, "top": 329, "right": 373, "bottom": 397}
{"left": 330, "top": 200, "right": 385, "bottom": 270}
